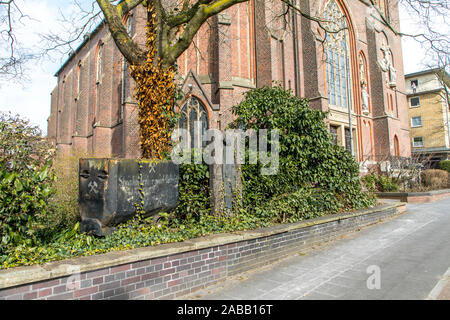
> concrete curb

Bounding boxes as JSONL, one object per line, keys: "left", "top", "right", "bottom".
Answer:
{"left": 376, "top": 189, "right": 450, "bottom": 203}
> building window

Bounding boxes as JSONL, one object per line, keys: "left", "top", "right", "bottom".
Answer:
{"left": 121, "top": 59, "right": 128, "bottom": 104}
{"left": 410, "top": 97, "right": 420, "bottom": 108}
{"left": 330, "top": 125, "right": 339, "bottom": 145}
{"left": 410, "top": 79, "right": 418, "bottom": 93}
{"left": 76, "top": 61, "right": 82, "bottom": 96}
{"left": 324, "top": 0, "right": 352, "bottom": 110}
{"left": 391, "top": 94, "right": 394, "bottom": 112}
{"left": 126, "top": 15, "right": 133, "bottom": 36}
{"left": 96, "top": 42, "right": 104, "bottom": 84}
{"left": 177, "top": 96, "right": 209, "bottom": 149}
{"left": 345, "top": 127, "right": 351, "bottom": 152}
{"left": 393, "top": 135, "right": 400, "bottom": 156}
{"left": 61, "top": 75, "right": 66, "bottom": 106}
{"left": 413, "top": 137, "right": 424, "bottom": 148}
{"left": 411, "top": 116, "right": 422, "bottom": 128}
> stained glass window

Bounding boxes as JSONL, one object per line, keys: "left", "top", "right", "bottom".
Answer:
{"left": 324, "top": 0, "right": 352, "bottom": 110}
{"left": 178, "top": 96, "right": 209, "bottom": 149}
{"left": 330, "top": 125, "right": 338, "bottom": 145}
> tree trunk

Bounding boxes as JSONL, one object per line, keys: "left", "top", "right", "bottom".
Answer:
{"left": 130, "top": 3, "right": 176, "bottom": 160}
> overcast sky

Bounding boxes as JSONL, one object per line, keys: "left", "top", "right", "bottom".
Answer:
{"left": 0, "top": 1, "right": 436, "bottom": 135}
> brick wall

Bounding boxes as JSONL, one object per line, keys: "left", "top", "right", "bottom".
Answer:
{"left": 0, "top": 204, "right": 405, "bottom": 300}
{"left": 47, "top": 1, "right": 412, "bottom": 161}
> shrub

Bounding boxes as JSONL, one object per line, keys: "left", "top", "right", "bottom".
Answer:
{"left": 0, "top": 112, "right": 56, "bottom": 253}
{"left": 361, "top": 174, "right": 377, "bottom": 193}
{"left": 421, "top": 169, "right": 449, "bottom": 190}
{"left": 361, "top": 174, "right": 399, "bottom": 192}
{"left": 174, "top": 162, "right": 211, "bottom": 220}
{"left": 377, "top": 175, "right": 399, "bottom": 192}
{"left": 230, "top": 85, "right": 375, "bottom": 223}
{"left": 438, "top": 160, "right": 450, "bottom": 173}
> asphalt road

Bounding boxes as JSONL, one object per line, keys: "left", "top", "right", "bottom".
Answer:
{"left": 182, "top": 197, "right": 450, "bottom": 300}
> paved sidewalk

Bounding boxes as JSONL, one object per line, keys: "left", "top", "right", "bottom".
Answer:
{"left": 181, "top": 197, "right": 450, "bottom": 300}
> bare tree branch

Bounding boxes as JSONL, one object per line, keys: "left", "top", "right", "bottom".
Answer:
{"left": 1, "top": 0, "right": 449, "bottom": 83}
{"left": 0, "top": 0, "right": 36, "bottom": 80}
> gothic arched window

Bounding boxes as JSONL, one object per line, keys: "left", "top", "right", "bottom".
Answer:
{"left": 393, "top": 135, "right": 400, "bottom": 157}
{"left": 126, "top": 15, "right": 133, "bottom": 36}
{"left": 96, "top": 42, "right": 103, "bottom": 83}
{"left": 324, "top": 0, "right": 352, "bottom": 110}
{"left": 178, "top": 96, "right": 209, "bottom": 149}
{"left": 76, "top": 61, "right": 82, "bottom": 96}
{"left": 120, "top": 57, "right": 127, "bottom": 120}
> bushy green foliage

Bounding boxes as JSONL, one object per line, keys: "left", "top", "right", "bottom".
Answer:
{"left": 174, "top": 162, "right": 211, "bottom": 220}
{"left": 230, "top": 85, "right": 375, "bottom": 223}
{"left": 1, "top": 157, "right": 211, "bottom": 268}
{"left": 438, "top": 160, "right": 450, "bottom": 173}
{"left": 361, "top": 174, "right": 377, "bottom": 193}
{"left": 0, "top": 87, "right": 377, "bottom": 269}
{"left": 0, "top": 112, "right": 56, "bottom": 253}
{"left": 361, "top": 174, "right": 399, "bottom": 192}
{"left": 0, "top": 207, "right": 268, "bottom": 269}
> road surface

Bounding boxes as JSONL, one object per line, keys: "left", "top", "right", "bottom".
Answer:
{"left": 182, "top": 197, "right": 450, "bottom": 300}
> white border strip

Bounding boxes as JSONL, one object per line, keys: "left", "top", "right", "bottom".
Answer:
{"left": 426, "top": 267, "right": 450, "bottom": 300}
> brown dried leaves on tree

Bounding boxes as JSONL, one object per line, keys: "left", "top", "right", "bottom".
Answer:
{"left": 130, "top": 4, "right": 176, "bottom": 160}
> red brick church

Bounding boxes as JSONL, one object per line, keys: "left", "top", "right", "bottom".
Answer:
{"left": 47, "top": 0, "right": 411, "bottom": 165}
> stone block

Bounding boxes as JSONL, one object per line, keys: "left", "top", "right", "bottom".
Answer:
{"left": 79, "top": 158, "right": 179, "bottom": 236}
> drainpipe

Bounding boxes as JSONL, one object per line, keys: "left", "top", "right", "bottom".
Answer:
{"left": 444, "top": 90, "right": 450, "bottom": 151}
{"left": 344, "top": 36, "right": 354, "bottom": 157}
{"left": 440, "top": 77, "right": 450, "bottom": 151}
{"left": 292, "top": 0, "right": 300, "bottom": 97}
{"left": 56, "top": 81, "right": 60, "bottom": 149}
{"left": 435, "top": 71, "right": 450, "bottom": 158}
